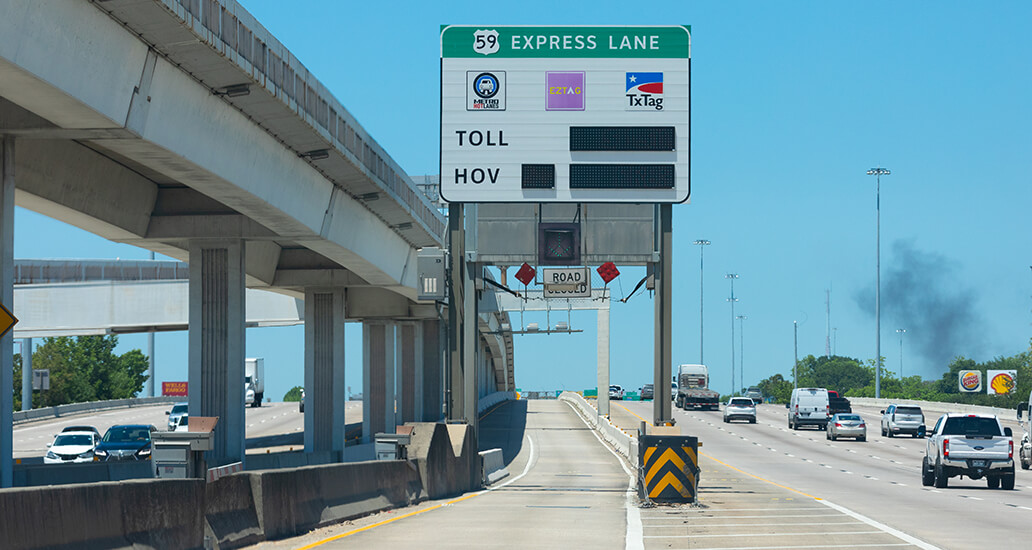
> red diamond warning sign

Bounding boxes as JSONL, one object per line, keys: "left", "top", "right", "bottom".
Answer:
{"left": 515, "top": 263, "right": 536, "bottom": 286}
{"left": 597, "top": 262, "right": 620, "bottom": 284}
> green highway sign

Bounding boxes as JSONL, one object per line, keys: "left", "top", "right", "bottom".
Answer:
{"left": 440, "top": 25, "right": 691, "bottom": 203}
{"left": 441, "top": 26, "right": 690, "bottom": 58}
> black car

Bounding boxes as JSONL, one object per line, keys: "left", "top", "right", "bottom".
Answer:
{"left": 94, "top": 425, "right": 156, "bottom": 462}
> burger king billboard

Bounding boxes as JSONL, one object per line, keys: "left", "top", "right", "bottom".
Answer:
{"left": 958, "top": 370, "right": 982, "bottom": 393}
{"left": 987, "top": 370, "right": 1017, "bottom": 395}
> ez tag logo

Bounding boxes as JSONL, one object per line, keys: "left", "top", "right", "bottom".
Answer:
{"left": 473, "top": 29, "right": 499, "bottom": 55}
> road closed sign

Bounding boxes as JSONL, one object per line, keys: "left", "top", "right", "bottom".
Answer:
{"left": 440, "top": 25, "right": 691, "bottom": 203}
{"left": 543, "top": 267, "right": 590, "bottom": 297}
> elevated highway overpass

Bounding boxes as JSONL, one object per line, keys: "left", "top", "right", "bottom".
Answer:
{"left": 0, "top": 0, "right": 510, "bottom": 486}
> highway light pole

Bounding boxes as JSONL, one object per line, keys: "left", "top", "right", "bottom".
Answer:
{"left": 737, "top": 315, "right": 747, "bottom": 392}
{"left": 867, "top": 167, "right": 890, "bottom": 398}
{"left": 726, "top": 273, "right": 739, "bottom": 395}
{"left": 793, "top": 320, "right": 799, "bottom": 390}
{"left": 896, "top": 328, "right": 907, "bottom": 378}
{"left": 694, "top": 239, "right": 710, "bottom": 364}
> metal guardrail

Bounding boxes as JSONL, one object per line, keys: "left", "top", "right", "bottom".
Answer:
{"left": 13, "top": 396, "right": 181, "bottom": 425}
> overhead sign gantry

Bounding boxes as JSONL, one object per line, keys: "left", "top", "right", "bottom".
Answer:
{"left": 440, "top": 25, "right": 691, "bottom": 203}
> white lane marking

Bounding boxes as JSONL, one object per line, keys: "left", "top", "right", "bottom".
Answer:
{"left": 642, "top": 507, "right": 826, "bottom": 512}
{"left": 671, "top": 514, "right": 843, "bottom": 519}
{"left": 644, "top": 531, "right": 883, "bottom": 539}
{"left": 660, "top": 540, "right": 912, "bottom": 544}
{"left": 820, "top": 499, "right": 943, "bottom": 550}
{"left": 642, "top": 521, "right": 862, "bottom": 527}
{"left": 1019, "top": 506, "right": 1032, "bottom": 511}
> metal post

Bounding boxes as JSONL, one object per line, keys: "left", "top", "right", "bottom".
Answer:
{"left": 597, "top": 307, "right": 610, "bottom": 417}
{"left": 867, "top": 167, "right": 890, "bottom": 398}
{"left": 736, "top": 316, "right": 746, "bottom": 392}
{"left": 725, "top": 274, "right": 739, "bottom": 395}
{"left": 793, "top": 321, "right": 798, "bottom": 390}
{"left": 21, "top": 338, "right": 31, "bottom": 411}
{"left": 693, "top": 240, "right": 710, "bottom": 364}
{"left": 654, "top": 204, "right": 673, "bottom": 425}
{"left": 148, "top": 251, "right": 155, "bottom": 397}
{"left": 447, "top": 202, "right": 464, "bottom": 421}
{"left": 1, "top": 137, "right": 14, "bottom": 487}
{"left": 896, "top": 328, "right": 906, "bottom": 379}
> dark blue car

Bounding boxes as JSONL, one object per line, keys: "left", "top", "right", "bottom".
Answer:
{"left": 94, "top": 424, "right": 155, "bottom": 462}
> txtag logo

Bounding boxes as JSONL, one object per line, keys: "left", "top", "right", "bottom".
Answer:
{"left": 626, "top": 72, "right": 663, "bottom": 111}
{"left": 467, "top": 71, "right": 506, "bottom": 111}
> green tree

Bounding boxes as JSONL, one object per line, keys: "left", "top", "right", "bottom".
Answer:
{"left": 757, "top": 373, "right": 793, "bottom": 404}
{"left": 21, "top": 335, "right": 149, "bottom": 408}
{"left": 283, "top": 386, "right": 303, "bottom": 402}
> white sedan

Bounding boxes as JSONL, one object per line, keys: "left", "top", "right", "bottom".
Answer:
{"left": 44, "top": 431, "right": 99, "bottom": 464}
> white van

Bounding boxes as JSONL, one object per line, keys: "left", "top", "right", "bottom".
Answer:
{"left": 788, "top": 388, "right": 830, "bottom": 430}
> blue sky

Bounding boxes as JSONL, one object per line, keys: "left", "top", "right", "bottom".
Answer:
{"left": 12, "top": 1, "right": 1032, "bottom": 399}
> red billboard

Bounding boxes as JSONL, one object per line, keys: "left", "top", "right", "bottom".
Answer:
{"left": 162, "top": 381, "right": 188, "bottom": 397}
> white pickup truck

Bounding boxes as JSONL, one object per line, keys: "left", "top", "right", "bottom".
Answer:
{"left": 921, "top": 413, "right": 1015, "bottom": 489}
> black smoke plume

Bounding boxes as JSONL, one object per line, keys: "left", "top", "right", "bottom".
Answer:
{"left": 853, "top": 240, "right": 984, "bottom": 377}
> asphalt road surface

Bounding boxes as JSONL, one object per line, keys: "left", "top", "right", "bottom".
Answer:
{"left": 612, "top": 399, "right": 1030, "bottom": 550}
{"left": 13, "top": 401, "right": 361, "bottom": 459}
{"left": 260, "top": 399, "right": 636, "bottom": 549}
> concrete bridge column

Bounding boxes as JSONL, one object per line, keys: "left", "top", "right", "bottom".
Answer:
{"left": 362, "top": 322, "right": 396, "bottom": 442}
{"left": 188, "top": 239, "right": 246, "bottom": 468}
{"left": 398, "top": 323, "right": 423, "bottom": 423}
{"left": 421, "top": 319, "right": 443, "bottom": 421}
{"left": 1, "top": 138, "right": 14, "bottom": 487}
{"left": 304, "top": 288, "right": 346, "bottom": 453}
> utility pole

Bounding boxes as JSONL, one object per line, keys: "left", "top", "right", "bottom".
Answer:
{"left": 693, "top": 240, "right": 710, "bottom": 364}
{"left": 896, "top": 328, "right": 907, "bottom": 378}
{"left": 866, "top": 166, "right": 891, "bottom": 398}
{"left": 725, "top": 273, "right": 739, "bottom": 395}
{"left": 737, "top": 315, "right": 747, "bottom": 392}
{"left": 793, "top": 320, "right": 799, "bottom": 390}
{"left": 825, "top": 288, "right": 831, "bottom": 357}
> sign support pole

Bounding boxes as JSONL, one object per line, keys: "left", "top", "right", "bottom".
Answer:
{"left": 447, "top": 203, "right": 465, "bottom": 421}
{"left": 1, "top": 137, "right": 14, "bottom": 487}
{"left": 654, "top": 203, "right": 673, "bottom": 425}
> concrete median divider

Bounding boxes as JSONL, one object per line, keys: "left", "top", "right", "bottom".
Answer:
{"left": 406, "top": 422, "right": 481, "bottom": 499}
{"left": 479, "top": 448, "right": 509, "bottom": 485}
{"left": 1, "top": 421, "right": 485, "bottom": 549}
{"left": 560, "top": 391, "right": 638, "bottom": 463}
{"left": 0, "top": 478, "right": 204, "bottom": 550}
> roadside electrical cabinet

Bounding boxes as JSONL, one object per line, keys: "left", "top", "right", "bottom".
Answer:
{"left": 151, "top": 416, "right": 217, "bottom": 479}
{"left": 374, "top": 432, "right": 411, "bottom": 461}
{"left": 417, "top": 247, "right": 447, "bottom": 301}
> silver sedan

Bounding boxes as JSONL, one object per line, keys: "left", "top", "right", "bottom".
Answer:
{"left": 827, "top": 413, "right": 867, "bottom": 441}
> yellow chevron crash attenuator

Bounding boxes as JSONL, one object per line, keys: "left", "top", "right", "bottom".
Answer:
{"left": 639, "top": 435, "right": 699, "bottom": 503}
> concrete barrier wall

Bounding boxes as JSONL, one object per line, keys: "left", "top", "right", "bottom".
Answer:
{"left": 850, "top": 397, "right": 1019, "bottom": 419}
{"left": 14, "top": 396, "right": 180, "bottom": 425}
{"left": 407, "top": 422, "right": 481, "bottom": 500}
{"left": 14, "top": 460, "right": 153, "bottom": 487}
{"left": 479, "top": 448, "right": 508, "bottom": 485}
{"left": 1, "top": 422, "right": 482, "bottom": 549}
{"left": 0, "top": 479, "right": 204, "bottom": 550}
{"left": 248, "top": 460, "right": 425, "bottom": 541}
{"left": 559, "top": 392, "right": 638, "bottom": 463}
{"left": 478, "top": 390, "right": 516, "bottom": 413}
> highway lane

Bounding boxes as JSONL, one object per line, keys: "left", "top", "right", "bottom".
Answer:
{"left": 13, "top": 401, "right": 362, "bottom": 459}
{"left": 615, "top": 400, "right": 1031, "bottom": 550}
{"left": 267, "top": 399, "right": 636, "bottom": 549}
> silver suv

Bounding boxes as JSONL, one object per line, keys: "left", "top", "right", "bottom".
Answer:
{"left": 723, "top": 397, "right": 757, "bottom": 424}
{"left": 881, "top": 404, "right": 925, "bottom": 438}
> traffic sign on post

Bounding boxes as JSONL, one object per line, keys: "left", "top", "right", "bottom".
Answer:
{"left": 441, "top": 25, "right": 691, "bottom": 203}
{"left": 0, "top": 302, "right": 17, "bottom": 339}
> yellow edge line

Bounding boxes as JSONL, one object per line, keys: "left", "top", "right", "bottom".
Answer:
{"left": 615, "top": 402, "right": 821, "bottom": 501}
{"left": 296, "top": 401, "right": 512, "bottom": 549}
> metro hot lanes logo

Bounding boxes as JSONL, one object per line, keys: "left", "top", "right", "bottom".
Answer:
{"left": 626, "top": 72, "right": 663, "bottom": 111}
